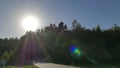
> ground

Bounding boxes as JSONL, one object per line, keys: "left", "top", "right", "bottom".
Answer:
{"left": 34, "top": 63, "right": 84, "bottom": 68}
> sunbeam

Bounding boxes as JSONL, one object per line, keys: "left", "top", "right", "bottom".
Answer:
{"left": 18, "top": 31, "right": 48, "bottom": 66}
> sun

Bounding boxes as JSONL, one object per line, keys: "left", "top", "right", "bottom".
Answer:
{"left": 22, "top": 16, "right": 39, "bottom": 31}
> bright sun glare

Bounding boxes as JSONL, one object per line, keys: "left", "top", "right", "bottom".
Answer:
{"left": 22, "top": 16, "right": 39, "bottom": 31}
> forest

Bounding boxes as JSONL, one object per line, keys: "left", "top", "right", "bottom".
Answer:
{"left": 0, "top": 20, "right": 120, "bottom": 66}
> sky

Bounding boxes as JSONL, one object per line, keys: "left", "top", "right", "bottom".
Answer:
{"left": 0, "top": 0, "right": 120, "bottom": 38}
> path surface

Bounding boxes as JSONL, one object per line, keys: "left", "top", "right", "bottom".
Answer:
{"left": 34, "top": 63, "right": 85, "bottom": 68}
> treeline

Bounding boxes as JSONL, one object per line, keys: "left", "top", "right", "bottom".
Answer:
{"left": 0, "top": 20, "right": 120, "bottom": 66}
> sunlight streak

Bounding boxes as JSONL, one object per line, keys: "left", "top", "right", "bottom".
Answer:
{"left": 18, "top": 32, "right": 48, "bottom": 66}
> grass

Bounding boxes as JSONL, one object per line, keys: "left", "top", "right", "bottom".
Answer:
{"left": 2, "top": 64, "right": 39, "bottom": 68}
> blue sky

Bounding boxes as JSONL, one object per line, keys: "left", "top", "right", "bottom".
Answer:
{"left": 0, "top": 0, "right": 120, "bottom": 38}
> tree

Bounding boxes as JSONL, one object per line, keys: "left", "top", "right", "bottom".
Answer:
{"left": 111, "top": 23, "right": 120, "bottom": 31}
{"left": 94, "top": 24, "right": 101, "bottom": 32}
{"left": 2, "top": 51, "right": 10, "bottom": 61}
{"left": 58, "top": 22, "right": 68, "bottom": 32}
{"left": 72, "top": 20, "right": 81, "bottom": 30}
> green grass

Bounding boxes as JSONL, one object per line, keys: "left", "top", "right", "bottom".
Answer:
{"left": 2, "top": 64, "right": 38, "bottom": 68}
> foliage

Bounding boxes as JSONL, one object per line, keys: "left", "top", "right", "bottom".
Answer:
{"left": 0, "top": 20, "right": 120, "bottom": 66}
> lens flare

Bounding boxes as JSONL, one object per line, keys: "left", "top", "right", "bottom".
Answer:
{"left": 69, "top": 45, "right": 81, "bottom": 57}
{"left": 74, "top": 49, "right": 80, "bottom": 55}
